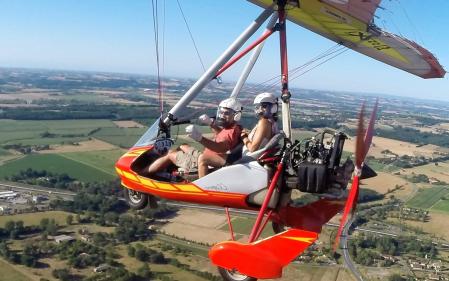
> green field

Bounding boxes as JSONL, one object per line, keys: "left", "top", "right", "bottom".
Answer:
{"left": 92, "top": 127, "right": 147, "bottom": 148}
{"left": 0, "top": 211, "right": 71, "bottom": 227}
{"left": 0, "top": 119, "right": 117, "bottom": 145}
{"left": 60, "top": 149, "right": 125, "bottom": 176}
{"left": 406, "top": 186, "right": 449, "bottom": 209}
{"left": 0, "top": 259, "right": 31, "bottom": 281}
{"left": 219, "top": 216, "right": 275, "bottom": 238}
{"left": 431, "top": 199, "right": 449, "bottom": 214}
{"left": 0, "top": 154, "right": 115, "bottom": 182}
{"left": 0, "top": 148, "right": 11, "bottom": 156}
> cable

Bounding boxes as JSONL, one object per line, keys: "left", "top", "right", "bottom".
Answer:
{"left": 151, "top": 0, "right": 164, "bottom": 114}
{"left": 176, "top": 0, "right": 206, "bottom": 72}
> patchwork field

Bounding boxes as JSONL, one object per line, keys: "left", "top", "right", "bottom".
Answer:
{"left": 401, "top": 160, "right": 449, "bottom": 183}
{"left": 37, "top": 138, "right": 118, "bottom": 153}
{"left": 389, "top": 212, "right": 449, "bottom": 241}
{"left": 432, "top": 200, "right": 449, "bottom": 213}
{"left": 0, "top": 119, "right": 117, "bottom": 146}
{"left": 344, "top": 136, "right": 448, "bottom": 158}
{"left": 0, "top": 153, "right": 115, "bottom": 182}
{"left": 59, "top": 149, "right": 125, "bottom": 176}
{"left": 362, "top": 172, "right": 411, "bottom": 200}
{"left": 406, "top": 186, "right": 449, "bottom": 209}
{"left": 92, "top": 127, "right": 147, "bottom": 148}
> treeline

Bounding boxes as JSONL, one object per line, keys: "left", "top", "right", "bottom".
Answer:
{"left": 377, "top": 126, "right": 449, "bottom": 147}
{"left": 349, "top": 233, "right": 438, "bottom": 266}
{"left": 0, "top": 104, "right": 161, "bottom": 120}
{"left": 7, "top": 168, "right": 75, "bottom": 189}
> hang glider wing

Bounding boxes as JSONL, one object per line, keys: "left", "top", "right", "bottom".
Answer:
{"left": 248, "top": 0, "right": 445, "bottom": 78}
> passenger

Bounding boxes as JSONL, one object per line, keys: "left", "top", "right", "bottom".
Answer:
{"left": 148, "top": 98, "right": 242, "bottom": 179}
{"left": 240, "top": 92, "right": 279, "bottom": 157}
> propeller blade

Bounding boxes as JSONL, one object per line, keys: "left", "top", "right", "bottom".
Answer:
{"left": 363, "top": 98, "right": 378, "bottom": 160}
{"left": 333, "top": 175, "right": 360, "bottom": 251}
{"left": 333, "top": 103, "right": 365, "bottom": 251}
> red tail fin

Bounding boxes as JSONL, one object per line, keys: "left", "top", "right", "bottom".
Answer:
{"left": 209, "top": 229, "right": 318, "bottom": 279}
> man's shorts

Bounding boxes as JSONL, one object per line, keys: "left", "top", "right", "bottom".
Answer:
{"left": 175, "top": 147, "right": 201, "bottom": 173}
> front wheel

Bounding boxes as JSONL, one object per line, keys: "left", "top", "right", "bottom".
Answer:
{"left": 123, "top": 188, "right": 148, "bottom": 210}
{"left": 218, "top": 267, "right": 257, "bottom": 281}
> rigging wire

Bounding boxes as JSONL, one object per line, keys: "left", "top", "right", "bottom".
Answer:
{"left": 395, "top": 0, "right": 425, "bottom": 46}
{"left": 243, "top": 44, "right": 342, "bottom": 93}
{"left": 161, "top": 0, "right": 166, "bottom": 103}
{"left": 151, "top": 0, "right": 164, "bottom": 114}
{"left": 176, "top": 0, "right": 206, "bottom": 72}
{"left": 262, "top": 46, "right": 348, "bottom": 92}
{"left": 242, "top": 43, "right": 346, "bottom": 97}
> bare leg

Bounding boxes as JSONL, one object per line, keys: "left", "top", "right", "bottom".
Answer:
{"left": 198, "top": 153, "right": 226, "bottom": 178}
{"left": 148, "top": 151, "right": 178, "bottom": 175}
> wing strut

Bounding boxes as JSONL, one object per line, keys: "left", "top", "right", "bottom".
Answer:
{"left": 163, "top": 6, "right": 274, "bottom": 125}
{"left": 278, "top": 1, "right": 292, "bottom": 139}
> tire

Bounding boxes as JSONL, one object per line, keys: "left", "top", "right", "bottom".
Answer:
{"left": 272, "top": 222, "right": 286, "bottom": 234}
{"left": 123, "top": 188, "right": 148, "bottom": 210}
{"left": 218, "top": 267, "right": 257, "bottom": 281}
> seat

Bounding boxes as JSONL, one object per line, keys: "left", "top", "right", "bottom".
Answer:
{"left": 234, "top": 132, "right": 285, "bottom": 164}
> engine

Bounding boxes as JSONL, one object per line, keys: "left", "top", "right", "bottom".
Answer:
{"left": 290, "top": 130, "right": 354, "bottom": 194}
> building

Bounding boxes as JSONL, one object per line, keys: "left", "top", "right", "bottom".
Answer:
{"left": 0, "top": 206, "right": 11, "bottom": 214}
{"left": 53, "top": 235, "right": 75, "bottom": 244}
{"left": 0, "top": 191, "right": 18, "bottom": 200}
{"left": 94, "top": 264, "right": 111, "bottom": 273}
{"left": 32, "top": 195, "right": 47, "bottom": 203}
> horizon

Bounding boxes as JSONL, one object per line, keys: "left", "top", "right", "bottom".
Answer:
{"left": 2, "top": 65, "right": 448, "bottom": 106}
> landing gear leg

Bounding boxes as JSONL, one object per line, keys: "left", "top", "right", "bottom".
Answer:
{"left": 218, "top": 267, "right": 257, "bottom": 281}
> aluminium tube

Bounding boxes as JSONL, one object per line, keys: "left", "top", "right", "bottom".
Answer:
{"left": 230, "top": 13, "right": 278, "bottom": 99}
{"left": 164, "top": 6, "right": 274, "bottom": 124}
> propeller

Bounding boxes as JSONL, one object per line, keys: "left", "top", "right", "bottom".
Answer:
{"left": 333, "top": 99, "right": 378, "bottom": 251}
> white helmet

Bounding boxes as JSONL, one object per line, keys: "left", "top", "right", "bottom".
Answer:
{"left": 217, "top": 98, "right": 242, "bottom": 122}
{"left": 254, "top": 92, "right": 278, "bottom": 116}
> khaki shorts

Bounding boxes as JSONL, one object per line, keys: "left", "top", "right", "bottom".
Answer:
{"left": 175, "top": 147, "right": 201, "bottom": 173}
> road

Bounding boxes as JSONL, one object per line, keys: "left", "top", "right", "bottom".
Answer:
{"left": 340, "top": 217, "right": 364, "bottom": 281}
{"left": 0, "top": 181, "right": 76, "bottom": 201}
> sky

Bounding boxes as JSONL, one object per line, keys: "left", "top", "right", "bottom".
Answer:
{"left": 0, "top": 0, "right": 448, "bottom": 101}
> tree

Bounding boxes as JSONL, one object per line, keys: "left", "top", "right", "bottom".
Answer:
{"left": 127, "top": 245, "right": 135, "bottom": 257}
{"left": 66, "top": 215, "right": 73, "bottom": 225}
{"left": 137, "top": 264, "right": 152, "bottom": 279}
{"left": 135, "top": 248, "right": 147, "bottom": 262}
{"left": 52, "top": 269, "right": 70, "bottom": 281}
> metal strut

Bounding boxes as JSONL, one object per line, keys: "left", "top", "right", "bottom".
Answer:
{"left": 230, "top": 13, "right": 279, "bottom": 99}
{"left": 278, "top": 1, "right": 292, "bottom": 140}
{"left": 164, "top": 6, "right": 275, "bottom": 125}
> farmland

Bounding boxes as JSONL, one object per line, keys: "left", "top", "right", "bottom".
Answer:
{"left": 0, "top": 211, "right": 71, "bottom": 227}
{"left": 0, "top": 259, "right": 31, "bottom": 281}
{"left": 0, "top": 119, "right": 117, "bottom": 146}
{"left": 406, "top": 186, "right": 449, "bottom": 209}
{"left": 91, "top": 127, "right": 147, "bottom": 148}
{"left": 0, "top": 153, "right": 114, "bottom": 182}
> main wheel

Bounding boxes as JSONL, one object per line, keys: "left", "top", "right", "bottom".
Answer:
{"left": 218, "top": 267, "right": 257, "bottom": 281}
{"left": 123, "top": 188, "right": 148, "bottom": 210}
{"left": 272, "top": 222, "right": 286, "bottom": 234}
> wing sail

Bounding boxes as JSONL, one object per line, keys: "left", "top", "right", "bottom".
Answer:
{"left": 322, "top": 0, "right": 381, "bottom": 24}
{"left": 248, "top": 0, "right": 445, "bottom": 78}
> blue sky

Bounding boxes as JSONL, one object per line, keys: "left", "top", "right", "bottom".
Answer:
{"left": 0, "top": 0, "right": 448, "bottom": 101}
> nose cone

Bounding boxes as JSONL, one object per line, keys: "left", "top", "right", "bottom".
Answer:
{"left": 360, "top": 164, "right": 377, "bottom": 179}
{"left": 115, "top": 146, "right": 152, "bottom": 178}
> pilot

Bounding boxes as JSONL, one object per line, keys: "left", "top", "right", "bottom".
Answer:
{"left": 148, "top": 98, "right": 242, "bottom": 179}
{"left": 239, "top": 92, "right": 279, "bottom": 158}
